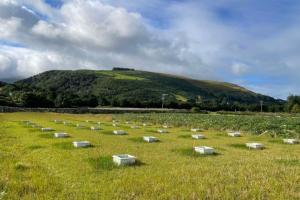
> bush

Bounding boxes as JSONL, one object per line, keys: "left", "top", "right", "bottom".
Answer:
{"left": 291, "top": 104, "right": 300, "bottom": 113}
{"left": 191, "top": 107, "right": 201, "bottom": 113}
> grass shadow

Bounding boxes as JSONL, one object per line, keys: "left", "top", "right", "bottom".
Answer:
{"left": 172, "top": 148, "right": 220, "bottom": 158}
{"left": 275, "top": 159, "right": 300, "bottom": 166}
{"left": 178, "top": 134, "right": 191, "bottom": 139}
{"left": 28, "top": 145, "right": 44, "bottom": 150}
{"left": 128, "top": 137, "right": 145, "bottom": 143}
{"left": 64, "top": 124, "right": 75, "bottom": 127}
{"left": 248, "top": 137, "right": 264, "bottom": 141}
{"left": 179, "top": 134, "right": 207, "bottom": 140}
{"left": 27, "top": 129, "right": 40, "bottom": 133}
{"left": 147, "top": 129, "right": 158, "bottom": 133}
{"left": 128, "top": 137, "right": 161, "bottom": 143}
{"left": 53, "top": 142, "right": 95, "bottom": 150}
{"left": 76, "top": 127, "right": 89, "bottom": 130}
{"left": 103, "top": 130, "right": 128, "bottom": 136}
{"left": 227, "top": 143, "right": 249, "bottom": 150}
{"left": 88, "top": 156, "right": 117, "bottom": 171}
{"left": 100, "top": 131, "right": 114, "bottom": 136}
{"left": 53, "top": 142, "right": 74, "bottom": 150}
{"left": 214, "top": 146, "right": 227, "bottom": 151}
{"left": 132, "top": 159, "right": 146, "bottom": 167}
{"left": 215, "top": 133, "right": 227, "bottom": 137}
{"left": 38, "top": 133, "right": 53, "bottom": 139}
{"left": 268, "top": 139, "right": 284, "bottom": 144}
{"left": 228, "top": 143, "right": 266, "bottom": 150}
{"left": 88, "top": 156, "right": 145, "bottom": 171}
{"left": 15, "top": 162, "right": 30, "bottom": 171}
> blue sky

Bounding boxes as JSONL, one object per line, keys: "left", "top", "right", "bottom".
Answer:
{"left": 45, "top": 0, "right": 63, "bottom": 8}
{"left": 0, "top": 0, "right": 300, "bottom": 99}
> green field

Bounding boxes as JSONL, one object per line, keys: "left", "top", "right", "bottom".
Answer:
{"left": 0, "top": 112, "right": 299, "bottom": 199}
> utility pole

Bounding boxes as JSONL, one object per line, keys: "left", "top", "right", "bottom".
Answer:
{"left": 260, "top": 100, "right": 263, "bottom": 113}
{"left": 161, "top": 94, "right": 168, "bottom": 109}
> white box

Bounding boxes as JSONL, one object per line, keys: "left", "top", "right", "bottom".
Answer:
{"left": 73, "top": 141, "right": 91, "bottom": 148}
{"left": 192, "top": 134, "right": 205, "bottom": 139}
{"left": 26, "top": 121, "right": 34, "bottom": 125}
{"left": 76, "top": 124, "right": 85, "bottom": 128}
{"left": 113, "top": 130, "right": 127, "bottom": 135}
{"left": 246, "top": 143, "right": 264, "bottom": 149}
{"left": 143, "top": 136, "right": 158, "bottom": 143}
{"left": 143, "top": 123, "right": 152, "bottom": 126}
{"left": 112, "top": 154, "right": 136, "bottom": 166}
{"left": 162, "top": 125, "right": 171, "bottom": 128}
{"left": 54, "top": 133, "right": 69, "bottom": 138}
{"left": 191, "top": 128, "right": 202, "bottom": 132}
{"left": 63, "top": 121, "right": 71, "bottom": 125}
{"left": 90, "top": 126, "right": 102, "bottom": 131}
{"left": 41, "top": 127, "right": 54, "bottom": 132}
{"left": 194, "top": 146, "right": 215, "bottom": 154}
{"left": 131, "top": 126, "right": 140, "bottom": 129}
{"left": 283, "top": 139, "right": 298, "bottom": 144}
{"left": 157, "top": 129, "right": 168, "bottom": 134}
{"left": 228, "top": 131, "right": 241, "bottom": 137}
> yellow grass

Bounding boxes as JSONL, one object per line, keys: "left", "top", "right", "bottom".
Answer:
{"left": 0, "top": 112, "right": 299, "bottom": 199}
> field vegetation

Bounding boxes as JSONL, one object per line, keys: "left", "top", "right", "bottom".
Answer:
{"left": 0, "top": 112, "right": 299, "bottom": 199}
{"left": 115, "top": 113, "right": 300, "bottom": 138}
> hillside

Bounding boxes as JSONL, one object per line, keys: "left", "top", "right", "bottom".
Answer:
{"left": 0, "top": 81, "right": 7, "bottom": 87}
{"left": 0, "top": 81, "right": 12, "bottom": 106}
{"left": 0, "top": 69, "right": 284, "bottom": 111}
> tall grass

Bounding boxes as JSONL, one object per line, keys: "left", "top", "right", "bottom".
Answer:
{"left": 0, "top": 112, "right": 299, "bottom": 199}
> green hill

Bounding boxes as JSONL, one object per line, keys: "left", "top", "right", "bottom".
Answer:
{"left": 0, "top": 81, "right": 7, "bottom": 87}
{"left": 0, "top": 69, "right": 284, "bottom": 111}
{"left": 0, "top": 81, "right": 12, "bottom": 106}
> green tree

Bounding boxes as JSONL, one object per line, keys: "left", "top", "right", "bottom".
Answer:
{"left": 291, "top": 103, "right": 300, "bottom": 113}
{"left": 286, "top": 95, "right": 300, "bottom": 112}
{"left": 21, "top": 92, "right": 53, "bottom": 107}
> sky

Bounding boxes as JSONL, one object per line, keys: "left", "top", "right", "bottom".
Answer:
{"left": 0, "top": 0, "right": 300, "bottom": 99}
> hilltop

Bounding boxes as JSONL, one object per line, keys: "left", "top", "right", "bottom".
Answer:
{"left": 0, "top": 69, "right": 284, "bottom": 111}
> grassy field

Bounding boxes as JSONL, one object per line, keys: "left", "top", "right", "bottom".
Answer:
{"left": 0, "top": 112, "right": 299, "bottom": 199}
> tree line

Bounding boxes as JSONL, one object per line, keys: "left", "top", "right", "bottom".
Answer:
{"left": 0, "top": 88, "right": 291, "bottom": 112}
{"left": 286, "top": 95, "right": 300, "bottom": 113}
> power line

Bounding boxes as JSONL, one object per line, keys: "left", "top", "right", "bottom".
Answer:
{"left": 260, "top": 100, "right": 263, "bottom": 113}
{"left": 161, "top": 94, "right": 168, "bottom": 109}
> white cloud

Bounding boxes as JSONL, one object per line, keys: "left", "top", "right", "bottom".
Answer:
{"left": 231, "top": 62, "right": 249, "bottom": 76}
{"left": 0, "top": 0, "right": 212, "bottom": 80}
{"left": 0, "top": 17, "right": 22, "bottom": 38}
{"left": 0, "top": 0, "right": 17, "bottom": 5}
{"left": 0, "top": 54, "right": 12, "bottom": 71}
{"left": 0, "top": 0, "right": 300, "bottom": 98}
{"left": 0, "top": 45, "right": 99, "bottom": 78}
{"left": 32, "top": 20, "right": 63, "bottom": 38}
